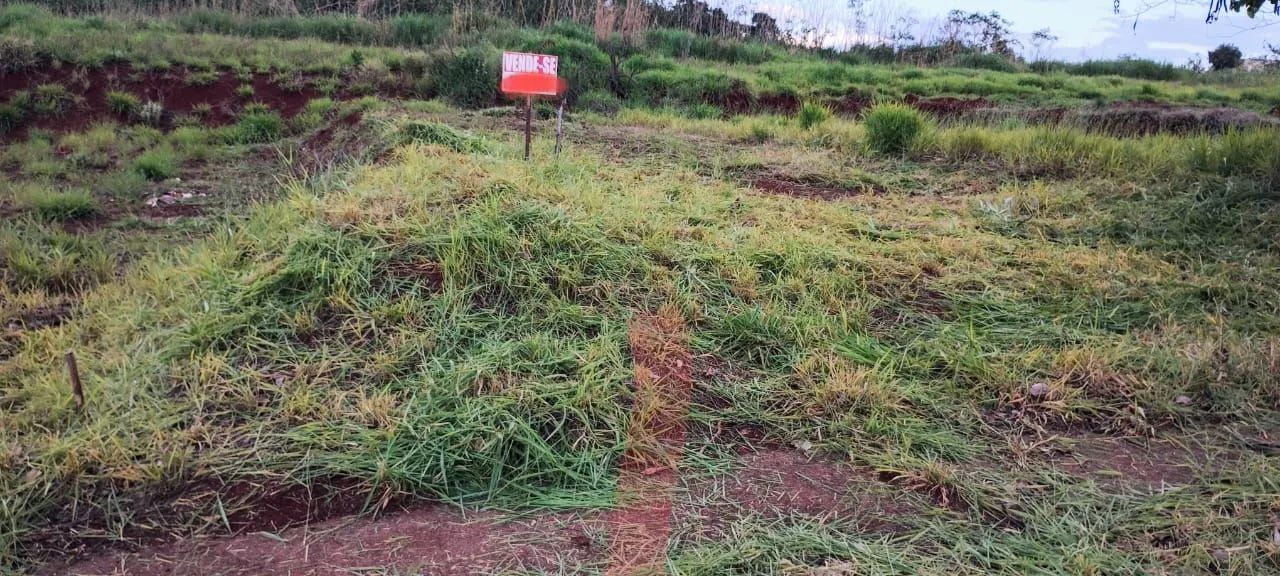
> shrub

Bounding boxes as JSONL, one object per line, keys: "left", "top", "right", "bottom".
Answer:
{"left": 132, "top": 147, "right": 179, "bottom": 180}
{"left": 1208, "top": 44, "right": 1243, "bottom": 71}
{"left": 434, "top": 47, "right": 499, "bottom": 109}
{"left": 22, "top": 188, "right": 99, "bottom": 221}
{"left": 400, "top": 121, "right": 487, "bottom": 153}
{"left": 106, "top": 91, "right": 140, "bottom": 116}
{"left": 231, "top": 108, "right": 284, "bottom": 144}
{"left": 863, "top": 103, "right": 926, "bottom": 155}
{"left": 519, "top": 35, "right": 610, "bottom": 101}
{"left": 798, "top": 102, "right": 831, "bottom": 130}
{"left": 578, "top": 90, "right": 621, "bottom": 115}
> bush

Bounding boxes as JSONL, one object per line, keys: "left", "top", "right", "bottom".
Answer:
{"left": 434, "top": 47, "right": 499, "bottom": 109}
{"left": 132, "top": 147, "right": 179, "bottom": 180}
{"left": 798, "top": 102, "right": 831, "bottom": 130}
{"left": 578, "top": 90, "right": 621, "bottom": 115}
{"left": 105, "top": 91, "right": 140, "bottom": 116}
{"left": 1208, "top": 44, "right": 1243, "bottom": 71}
{"left": 520, "top": 35, "right": 610, "bottom": 102}
{"left": 1039, "top": 57, "right": 1185, "bottom": 81}
{"left": 684, "top": 103, "right": 723, "bottom": 119}
{"left": 863, "top": 103, "right": 926, "bottom": 155}
{"left": 22, "top": 188, "right": 99, "bottom": 221}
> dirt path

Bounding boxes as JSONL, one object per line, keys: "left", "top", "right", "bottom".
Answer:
{"left": 604, "top": 308, "right": 694, "bottom": 575}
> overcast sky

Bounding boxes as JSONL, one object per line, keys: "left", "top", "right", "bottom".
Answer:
{"left": 706, "top": 0, "right": 1277, "bottom": 62}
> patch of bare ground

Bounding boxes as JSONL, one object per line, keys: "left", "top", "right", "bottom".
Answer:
{"left": 676, "top": 447, "right": 918, "bottom": 540}
{"left": 53, "top": 505, "right": 606, "bottom": 576}
{"left": 1034, "top": 434, "right": 1215, "bottom": 491}
{"left": 749, "top": 175, "right": 877, "bottom": 200}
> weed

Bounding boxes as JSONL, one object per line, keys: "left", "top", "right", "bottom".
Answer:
{"left": 132, "top": 146, "right": 179, "bottom": 180}
{"left": 137, "top": 101, "right": 165, "bottom": 126}
{"left": 31, "top": 83, "right": 79, "bottom": 116}
{"left": 230, "top": 107, "right": 284, "bottom": 144}
{"left": 236, "top": 84, "right": 255, "bottom": 98}
{"left": 797, "top": 101, "right": 832, "bottom": 130}
{"left": 105, "top": 90, "right": 140, "bottom": 116}
{"left": 0, "top": 36, "right": 38, "bottom": 75}
{"left": 433, "top": 47, "right": 499, "bottom": 109}
{"left": 864, "top": 103, "right": 927, "bottom": 155}
{"left": 0, "top": 225, "right": 112, "bottom": 292}
{"left": 20, "top": 187, "right": 99, "bottom": 221}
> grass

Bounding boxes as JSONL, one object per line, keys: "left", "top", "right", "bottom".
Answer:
{"left": 1, "top": 101, "right": 1278, "bottom": 572}
{"left": 2, "top": 5, "right": 1280, "bottom": 574}
{"left": 19, "top": 187, "right": 99, "bottom": 221}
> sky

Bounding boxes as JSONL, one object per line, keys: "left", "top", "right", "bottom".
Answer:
{"left": 705, "top": 0, "right": 1277, "bottom": 62}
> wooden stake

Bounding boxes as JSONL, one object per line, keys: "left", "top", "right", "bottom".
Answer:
{"left": 524, "top": 95, "right": 533, "bottom": 161}
{"left": 554, "top": 98, "right": 565, "bottom": 157}
{"left": 66, "top": 351, "right": 84, "bottom": 411}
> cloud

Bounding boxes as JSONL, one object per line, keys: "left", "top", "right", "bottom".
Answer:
{"left": 1147, "top": 41, "right": 1211, "bottom": 54}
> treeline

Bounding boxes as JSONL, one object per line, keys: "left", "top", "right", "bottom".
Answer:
{"left": 9, "top": 0, "right": 1249, "bottom": 84}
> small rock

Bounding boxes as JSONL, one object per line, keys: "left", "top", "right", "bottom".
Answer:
{"left": 1211, "top": 548, "right": 1229, "bottom": 565}
{"left": 792, "top": 439, "right": 813, "bottom": 453}
{"left": 1029, "top": 382, "right": 1050, "bottom": 398}
{"left": 1175, "top": 395, "right": 1192, "bottom": 406}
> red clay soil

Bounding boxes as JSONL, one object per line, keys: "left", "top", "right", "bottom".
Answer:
{"left": 606, "top": 308, "right": 694, "bottom": 576}
{"left": 1, "top": 63, "right": 319, "bottom": 140}
{"left": 53, "top": 504, "right": 606, "bottom": 576}
{"left": 756, "top": 91, "right": 801, "bottom": 115}
{"left": 751, "top": 176, "right": 875, "bottom": 200}
{"left": 1046, "top": 434, "right": 1208, "bottom": 490}
{"left": 904, "top": 94, "right": 993, "bottom": 118}
{"left": 681, "top": 448, "right": 917, "bottom": 537}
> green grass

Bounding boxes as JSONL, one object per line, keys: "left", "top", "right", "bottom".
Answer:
{"left": 131, "top": 146, "right": 179, "bottom": 180}
{"left": 864, "top": 103, "right": 927, "bottom": 155}
{"left": 2, "top": 5, "right": 1280, "bottom": 574}
{"left": 2, "top": 103, "right": 1278, "bottom": 572}
{"left": 18, "top": 187, "right": 99, "bottom": 221}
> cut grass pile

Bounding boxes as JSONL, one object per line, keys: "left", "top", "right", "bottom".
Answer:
{"left": 2, "top": 104, "right": 1279, "bottom": 573}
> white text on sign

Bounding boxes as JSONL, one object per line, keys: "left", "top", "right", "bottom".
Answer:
{"left": 502, "top": 52, "right": 559, "bottom": 78}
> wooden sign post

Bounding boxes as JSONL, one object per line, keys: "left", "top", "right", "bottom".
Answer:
{"left": 500, "top": 51, "right": 567, "bottom": 160}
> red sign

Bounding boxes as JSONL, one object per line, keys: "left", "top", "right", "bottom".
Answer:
{"left": 501, "top": 51, "right": 565, "bottom": 97}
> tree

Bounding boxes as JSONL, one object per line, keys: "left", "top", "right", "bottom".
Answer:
{"left": 1029, "top": 28, "right": 1059, "bottom": 61}
{"left": 750, "top": 12, "right": 782, "bottom": 43}
{"left": 1114, "top": 1, "right": 1279, "bottom": 22}
{"left": 1208, "top": 43, "right": 1243, "bottom": 70}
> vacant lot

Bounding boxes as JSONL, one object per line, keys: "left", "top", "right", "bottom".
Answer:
{"left": 2, "top": 5, "right": 1279, "bottom": 575}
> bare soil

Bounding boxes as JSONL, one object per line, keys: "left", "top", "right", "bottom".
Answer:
{"left": 1, "top": 63, "right": 320, "bottom": 141}
{"left": 54, "top": 505, "right": 605, "bottom": 576}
